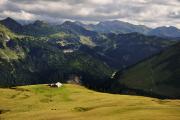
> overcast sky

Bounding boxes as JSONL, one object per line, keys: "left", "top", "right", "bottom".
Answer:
{"left": 0, "top": 0, "right": 179, "bottom": 28}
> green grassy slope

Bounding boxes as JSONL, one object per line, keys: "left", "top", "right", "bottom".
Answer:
{"left": 0, "top": 25, "right": 24, "bottom": 60}
{"left": 117, "top": 43, "right": 180, "bottom": 98}
{"left": 0, "top": 84, "right": 180, "bottom": 120}
{"left": 0, "top": 24, "right": 16, "bottom": 39}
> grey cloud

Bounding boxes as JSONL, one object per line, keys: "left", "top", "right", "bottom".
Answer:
{"left": 169, "top": 11, "right": 180, "bottom": 18}
{"left": 0, "top": 0, "right": 179, "bottom": 28}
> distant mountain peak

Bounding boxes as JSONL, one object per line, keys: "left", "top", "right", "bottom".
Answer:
{"left": 61, "top": 21, "right": 83, "bottom": 28}
{"left": 4, "top": 17, "right": 14, "bottom": 20}
{"left": 33, "top": 20, "right": 49, "bottom": 26}
{"left": 148, "top": 26, "right": 180, "bottom": 38}
{"left": 89, "top": 20, "right": 151, "bottom": 34}
{"left": 74, "top": 21, "right": 84, "bottom": 26}
{"left": 62, "top": 21, "right": 75, "bottom": 25}
{"left": 0, "top": 17, "right": 22, "bottom": 33}
{"left": 3, "top": 17, "right": 16, "bottom": 22}
{"left": 156, "top": 26, "right": 178, "bottom": 29}
{"left": 1, "top": 17, "right": 21, "bottom": 26}
{"left": 98, "top": 20, "right": 131, "bottom": 25}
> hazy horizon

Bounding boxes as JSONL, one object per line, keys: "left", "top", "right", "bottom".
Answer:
{"left": 0, "top": 0, "right": 179, "bottom": 28}
{"left": 1, "top": 17, "right": 180, "bottom": 29}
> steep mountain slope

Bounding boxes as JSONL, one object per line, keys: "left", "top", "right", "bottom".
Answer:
{"left": 0, "top": 24, "right": 16, "bottom": 39}
{"left": 98, "top": 33, "right": 176, "bottom": 69}
{"left": 0, "top": 17, "right": 22, "bottom": 33}
{"left": 0, "top": 29, "right": 113, "bottom": 88}
{"left": 148, "top": 26, "right": 180, "bottom": 38}
{"left": 55, "top": 32, "right": 176, "bottom": 70}
{"left": 114, "top": 42, "right": 180, "bottom": 98}
{"left": 48, "top": 32, "right": 176, "bottom": 70}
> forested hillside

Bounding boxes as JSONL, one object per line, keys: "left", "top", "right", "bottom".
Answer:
{"left": 113, "top": 42, "right": 180, "bottom": 98}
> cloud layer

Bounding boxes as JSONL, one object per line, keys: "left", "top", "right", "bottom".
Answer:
{"left": 0, "top": 0, "right": 179, "bottom": 28}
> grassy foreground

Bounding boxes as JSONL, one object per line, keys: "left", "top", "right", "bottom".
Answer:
{"left": 0, "top": 84, "right": 180, "bottom": 120}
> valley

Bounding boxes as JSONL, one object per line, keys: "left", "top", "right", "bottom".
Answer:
{"left": 0, "top": 17, "right": 179, "bottom": 99}
{"left": 0, "top": 0, "right": 180, "bottom": 120}
{"left": 0, "top": 1, "right": 180, "bottom": 120}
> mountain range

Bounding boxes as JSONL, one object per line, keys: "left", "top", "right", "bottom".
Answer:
{"left": 0, "top": 17, "right": 179, "bottom": 98}
{"left": 1, "top": 17, "right": 180, "bottom": 38}
{"left": 75, "top": 20, "right": 180, "bottom": 38}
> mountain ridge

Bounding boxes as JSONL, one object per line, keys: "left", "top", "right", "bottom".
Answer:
{"left": 1, "top": 17, "right": 180, "bottom": 38}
